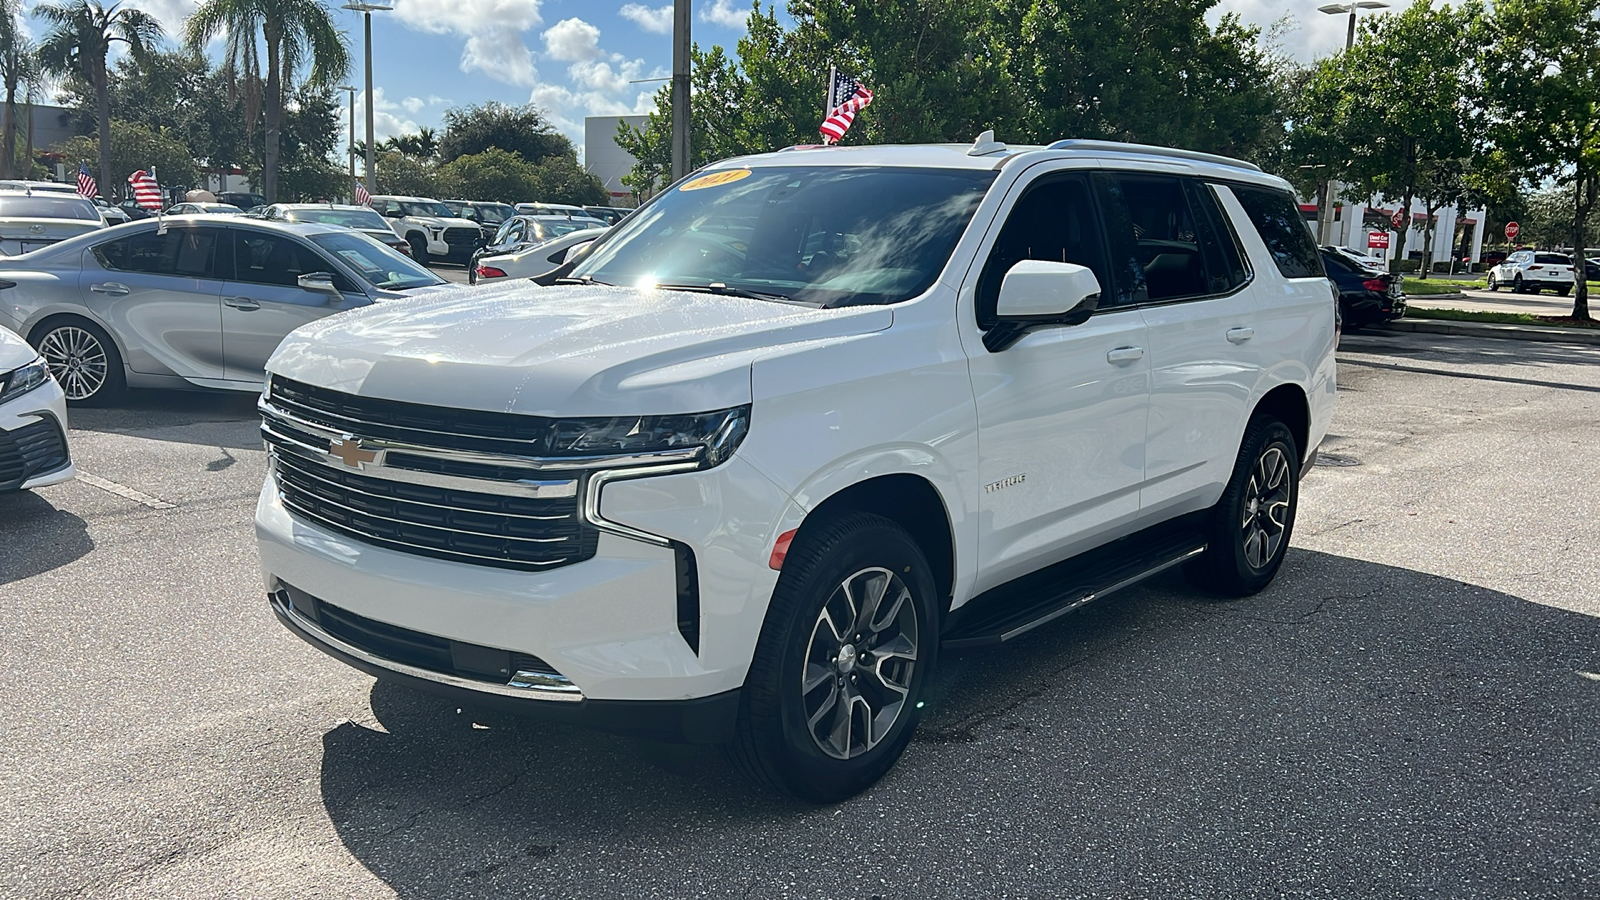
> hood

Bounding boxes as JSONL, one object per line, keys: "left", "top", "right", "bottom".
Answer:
{"left": 410, "top": 216, "right": 478, "bottom": 230}
{"left": 0, "top": 323, "right": 36, "bottom": 371}
{"left": 268, "top": 283, "right": 892, "bottom": 416}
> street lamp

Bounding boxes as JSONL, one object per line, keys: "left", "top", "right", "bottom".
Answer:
{"left": 342, "top": 1, "right": 391, "bottom": 198}
{"left": 1313, "top": 2, "right": 1388, "bottom": 244}
{"left": 1318, "top": 1, "right": 1389, "bottom": 52}
{"left": 338, "top": 85, "right": 357, "bottom": 193}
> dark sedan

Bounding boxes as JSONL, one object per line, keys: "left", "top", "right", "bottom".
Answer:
{"left": 1322, "top": 248, "right": 1405, "bottom": 328}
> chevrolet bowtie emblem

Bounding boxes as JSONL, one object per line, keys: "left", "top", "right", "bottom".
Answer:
{"left": 327, "top": 436, "right": 380, "bottom": 469}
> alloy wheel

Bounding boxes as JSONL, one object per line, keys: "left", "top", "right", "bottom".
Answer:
{"left": 39, "top": 326, "right": 108, "bottom": 401}
{"left": 801, "top": 566, "right": 920, "bottom": 760}
{"left": 1241, "top": 444, "right": 1292, "bottom": 570}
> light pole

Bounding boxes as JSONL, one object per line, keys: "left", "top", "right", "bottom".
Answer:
{"left": 342, "top": 1, "right": 391, "bottom": 198}
{"left": 339, "top": 85, "right": 357, "bottom": 194}
{"left": 1315, "top": 1, "right": 1389, "bottom": 245}
{"left": 670, "top": 0, "right": 690, "bottom": 182}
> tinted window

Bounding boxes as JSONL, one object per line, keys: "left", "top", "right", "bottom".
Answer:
{"left": 571, "top": 166, "right": 995, "bottom": 306}
{"left": 95, "top": 227, "right": 220, "bottom": 277}
{"left": 401, "top": 201, "right": 454, "bottom": 218}
{"left": 1231, "top": 185, "right": 1323, "bottom": 279}
{"left": 1534, "top": 253, "right": 1570, "bottom": 264}
{"left": 1320, "top": 251, "right": 1355, "bottom": 274}
{"left": 976, "top": 174, "right": 1111, "bottom": 327}
{"left": 1095, "top": 174, "right": 1209, "bottom": 303}
{"left": 0, "top": 196, "right": 100, "bottom": 221}
{"left": 309, "top": 231, "right": 445, "bottom": 291}
{"left": 1186, "top": 181, "right": 1250, "bottom": 292}
{"left": 232, "top": 230, "right": 353, "bottom": 291}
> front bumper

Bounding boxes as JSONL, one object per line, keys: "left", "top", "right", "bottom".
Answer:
{"left": 0, "top": 377, "right": 74, "bottom": 492}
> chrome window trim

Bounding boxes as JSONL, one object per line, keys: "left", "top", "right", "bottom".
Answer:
{"left": 271, "top": 589, "right": 585, "bottom": 702}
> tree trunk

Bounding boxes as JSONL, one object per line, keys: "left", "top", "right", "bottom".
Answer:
{"left": 1421, "top": 201, "right": 1439, "bottom": 277}
{"left": 1392, "top": 187, "right": 1415, "bottom": 274}
{"left": 0, "top": 84, "right": 14, "bottom": 180}
{"left": 95, "top": 62, "right": 111, "bottom": 204}
{"left": 263, "top": 28, "right": 281, "bottom": 203}
{"left": 1573, "top": 172, "right": 1595, "bottom": 321}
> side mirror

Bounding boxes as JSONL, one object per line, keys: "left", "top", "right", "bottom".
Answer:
{"left": 298, "top": 271, "right": 343, "bottom": 301}
{"left": 984, "top": 260, "right": 1102, "bottom": 352}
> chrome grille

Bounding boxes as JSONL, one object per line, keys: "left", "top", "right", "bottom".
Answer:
{"left": 270, "top": 447, "right": 596, "bottom": 570}
{"left": 268, "top": 376, "right": 554, "bottom": 456}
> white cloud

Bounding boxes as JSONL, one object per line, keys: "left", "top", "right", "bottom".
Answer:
{"left": 699, "top": 0, "right": 748, "bottom": 28}
{"left": 346, "top": 87, "right": 421, "bottom": 142}
{"left": 543, "top": 17, "right": 603, "bottom": 62}
{"left": 123, "top": 0, "right": 201, "bottom": 34}
{"left": 392, "top": 0, "right": 543, "bottom": 84}
{"left": 619, "top": 3, "right": 672, "bottom": 34}
{"left": 1209, "top": 0, "right": 1419, "bottom": 63}
{"left": 401, "top": 96, "right": 425, "bottom": 114}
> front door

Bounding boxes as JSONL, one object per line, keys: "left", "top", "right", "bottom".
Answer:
{"left": 220, "top": 228, "right": 356, "bottom": 384}
{"left": 79, "top": 223, "right": 226, "bottom": 379}
{"left": 962, "top": 170, "right": 1152, "bottom": 593}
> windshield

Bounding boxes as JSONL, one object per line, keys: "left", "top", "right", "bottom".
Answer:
{"left": 402, "top": 201, "right": 455, "bottom": 218}
{"left": 289, "top": 207, "right": 390, "bottom": 230}
{"left": 0, "top": 196, "right": 100, "bottom": 221}
{"left": 569, "top": 166, "right": 996, "bottom": 305}
{"left": 533, "top": 218, "right": 606, "bottom": 240}
{"left": 309, "top": 230, "right": 446, "bottom": 291}
{"left": 477, "top": 204, "right": 515, "bottom": 225}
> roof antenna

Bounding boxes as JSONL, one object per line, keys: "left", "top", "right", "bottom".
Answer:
{"left": 968, "top": 130, "right": 1007, "bottom": 156}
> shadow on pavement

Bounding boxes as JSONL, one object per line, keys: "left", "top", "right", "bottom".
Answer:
{"left": 65, "top": 389, "right": 262, "bottom": 451}
{"left": 317, "top": 549, "right": 1600, "bottom": 896}
{"left": 0, "top": 490, "right": 93, "bottom": 583}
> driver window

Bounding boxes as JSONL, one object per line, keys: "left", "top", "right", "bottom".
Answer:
{"left": 975, "top": 174, "right": 1110, "bottom": 329}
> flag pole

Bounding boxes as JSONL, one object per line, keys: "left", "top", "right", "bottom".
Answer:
{"left": 823, "top": 65, "right": 836, "bottom": 145}
{"left": 152, "top": 165, "right": 165, "bottom": 235}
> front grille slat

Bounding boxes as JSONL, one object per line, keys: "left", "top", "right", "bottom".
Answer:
{"left": 0, "top": 418, "right": 67, "bottom": 489}
{"left": 265, "top": 379, "right": 598, "bottom": 571}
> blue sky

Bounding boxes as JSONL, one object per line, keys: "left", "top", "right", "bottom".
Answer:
{"left": 23, "top": 0, "right": 1412, "bottom": 159}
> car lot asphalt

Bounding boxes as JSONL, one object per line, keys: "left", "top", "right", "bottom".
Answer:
{"left": 3, "top": 329, "right": 1599, "bottom": 898}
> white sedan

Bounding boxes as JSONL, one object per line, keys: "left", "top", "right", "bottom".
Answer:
{"left": 1486, "top": 250, "right": 1576, "bottom": 295}
{"left": 0, "top": 324, "right": 73, "bottom": 492}
{"left": 473, "top": 227, "right": 607, "bottom": 283}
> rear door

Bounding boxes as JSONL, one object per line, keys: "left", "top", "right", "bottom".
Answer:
{"left": 79, "top": 223, "right": 226, "bottom": 379}
{"left": 220, "top": 228, "right": 363, "bottom": 384}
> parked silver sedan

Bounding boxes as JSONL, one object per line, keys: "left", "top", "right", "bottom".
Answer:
{"left": 0, "top": 215, "right": 450, "bottom": 404}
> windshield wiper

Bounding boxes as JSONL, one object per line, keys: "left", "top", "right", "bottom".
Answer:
{"left": 554, "top": 274, "right": 613, "bottom": 286}
{"left": 653, "top": 282, "right": 797, "bottom": 302}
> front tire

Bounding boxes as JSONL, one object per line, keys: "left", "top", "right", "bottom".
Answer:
{"left": 731, "top": 513, "right": 939, "bottom": 803}
{"left": 32, "top": 316, "right": 125, "bottom": 405}
{"left": 1486, "top": 272, "right": 1498, "bottom": 291}
{"left": 1187, "top": 415, "right": 1300, "bottom": 597}
{"left": 408, "top": 234, "right": 429, "bottom": 267}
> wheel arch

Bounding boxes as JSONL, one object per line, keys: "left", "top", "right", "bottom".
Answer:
{"left": 26, "top": 308, "right": 133, "bottom": 365}
{"left": 790, "top": 473, "right": 957, "bottom": 617}
{"left": 1252, "top": 382, "right": 1311, "bottom": 461}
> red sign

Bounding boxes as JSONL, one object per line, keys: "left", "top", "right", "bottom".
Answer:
{"left": 1367, "top": 231, "right": 1390, "bottom": 250}
{"left": 1505, "top": 221, "right": 1520, "bottom": 241}
{"left": 1390, "top": 208, "right": 1405, "bottom": 229}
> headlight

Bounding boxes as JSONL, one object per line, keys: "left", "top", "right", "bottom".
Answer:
{"left": 0, "top": 356, "right": 50, "bottom": 403}
{"left": 549, "top": 405, "right": 749, "bottom": 467}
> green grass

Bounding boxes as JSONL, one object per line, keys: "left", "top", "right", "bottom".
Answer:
{"left": 1403, "top": 277, "right": 1484, "bottom": 294}
{"left": 1404, "top": 307, "right": 1541, "bottom": 325}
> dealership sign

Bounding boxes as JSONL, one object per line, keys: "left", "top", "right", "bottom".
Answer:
{"left": 1368, "top": 231, "right": 1391, "bottom": 249}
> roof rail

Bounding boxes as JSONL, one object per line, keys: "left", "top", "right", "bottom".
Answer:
{"left": 1045, "top": 139, "right": 1262, "bottom": 173}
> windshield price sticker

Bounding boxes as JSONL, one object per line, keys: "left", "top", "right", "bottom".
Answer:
{"left": 680, "top": 169, "right": 753, "bottom": 192}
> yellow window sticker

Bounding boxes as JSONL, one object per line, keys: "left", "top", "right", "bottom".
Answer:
{"left": 680, "top": 169, "right": 753, "bottom": 191}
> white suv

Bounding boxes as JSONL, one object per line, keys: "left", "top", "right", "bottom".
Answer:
{"left": 368, "top": 195, "right": 482, "bottom": 266}
{"left": 1486, "top": 250, "right": 1576, "bottom": 295}
{"left": 257, "top": 137, "right": 1336, "bottom": 801}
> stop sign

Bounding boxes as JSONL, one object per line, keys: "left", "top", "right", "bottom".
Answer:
{"left": 1391, "top": 208, "right": 1405, "bottom": 229}
{"left": 1505, "top": 221, "right": 1520, "bottom": 241}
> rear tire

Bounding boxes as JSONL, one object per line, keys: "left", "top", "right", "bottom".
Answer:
{"left": 1187, "top": 415, "right": 1300, "bottom": 597}
{"left": 1514, "top": 275, "right": 1526, "bottom": 293}
{"left": 1560, "top": 285, "right": 1572, "bottom": 297}
{"left": 730, "top": 513, "right": 939, "bottom": 803}
{"left": 31, "top": 316, "right": 125, "bottom": 406}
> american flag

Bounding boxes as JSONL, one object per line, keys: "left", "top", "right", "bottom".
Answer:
{"left": 76, "top": 164, "right": 97, "bottom": 200}
{"left": 353, "top": 180, "right": 371, "bottom": 205}
{"left": 819, "top": 73, "right": 874, "bottom": 145}
{"left": 128, "top": 168, "right": 162, "bottom": 210}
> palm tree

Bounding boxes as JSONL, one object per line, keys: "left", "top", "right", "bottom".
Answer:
{"left": 37, "top": 0, "right": 161, "bottom": 200}
{"left": 0, "top": 0, "right": 40, "bottom": 179}
{"left": 185, "top": 0, "right": 350, "bottom": 203}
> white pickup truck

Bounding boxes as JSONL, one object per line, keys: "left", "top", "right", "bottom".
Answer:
{"left": 257, "top": 135, "right": 1336, "bottom": 802}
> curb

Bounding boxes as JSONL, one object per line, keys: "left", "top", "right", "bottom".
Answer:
{"left": 1403, "top": 291, "right": 1467, "bottom": 300}
{"left": 1376, "top": 318, "right": 1600, "bottom": 345}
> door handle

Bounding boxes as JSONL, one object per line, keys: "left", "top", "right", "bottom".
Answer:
{"left": 89, "top": 282, "right": 129, "bottom": 296}
{"left": 1106, "top": 346, "right": 1145, "bottom": 363}
{"left": 223, "top": 297, "right": 261, "bottom": 311}
{"left": 1226, "top": 327, "right": 1255, "bottom": 343}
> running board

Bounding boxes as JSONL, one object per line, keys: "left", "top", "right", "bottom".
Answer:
{"left": 941, "top": 523, "right": 1207, "bottom": 650}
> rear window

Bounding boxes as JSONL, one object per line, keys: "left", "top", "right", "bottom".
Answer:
{"left": 1534, "top": 253, "right": 1571, "bottom": 265}
{"left": 0, "top": 196, "right": 100, "bottom": 221}
{"left": 1229, "top": 186, "right": 1323, "bottom": 279}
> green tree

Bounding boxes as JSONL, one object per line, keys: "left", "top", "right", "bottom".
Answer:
{"left": 382, "top": 125, "right": 438, "bottom": 161}
{"left": 434, "top": 147, "right": 541, "bottom": 202}
{"left": 0, "top": 0, "right": 40, "bottom": 179}
{"left": 1482, "top": 0, "right": 1600, "bottom": 319}
{"left": 184, "top": 0, "right": 350, "bottom": 203}
{"left": 438, "top": 102, "right": 573, "bottom": 165}
{"left": 37, "top": 0, "right": 162, "bottom": 204}
{"left": 371, "top": 149, "right": 436, "bottom": 197}
{"left": 253, "top": 85, "right": 343, "bottom": 201}
{"left": 533, "top": 155, "right": 608, "bottom": 206}
{"left": 52, "top": 120, "right": 199, "bottom": 195}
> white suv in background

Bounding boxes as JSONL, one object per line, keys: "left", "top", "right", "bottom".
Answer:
{"left": 257, "top": 136, "right": 1336, "bottom": 801}
{"left": 368, "top": 195, "right": 483, "bottom": 266}
{"left": 1486, "top": 250, "right": 1576, "bottom": 295}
